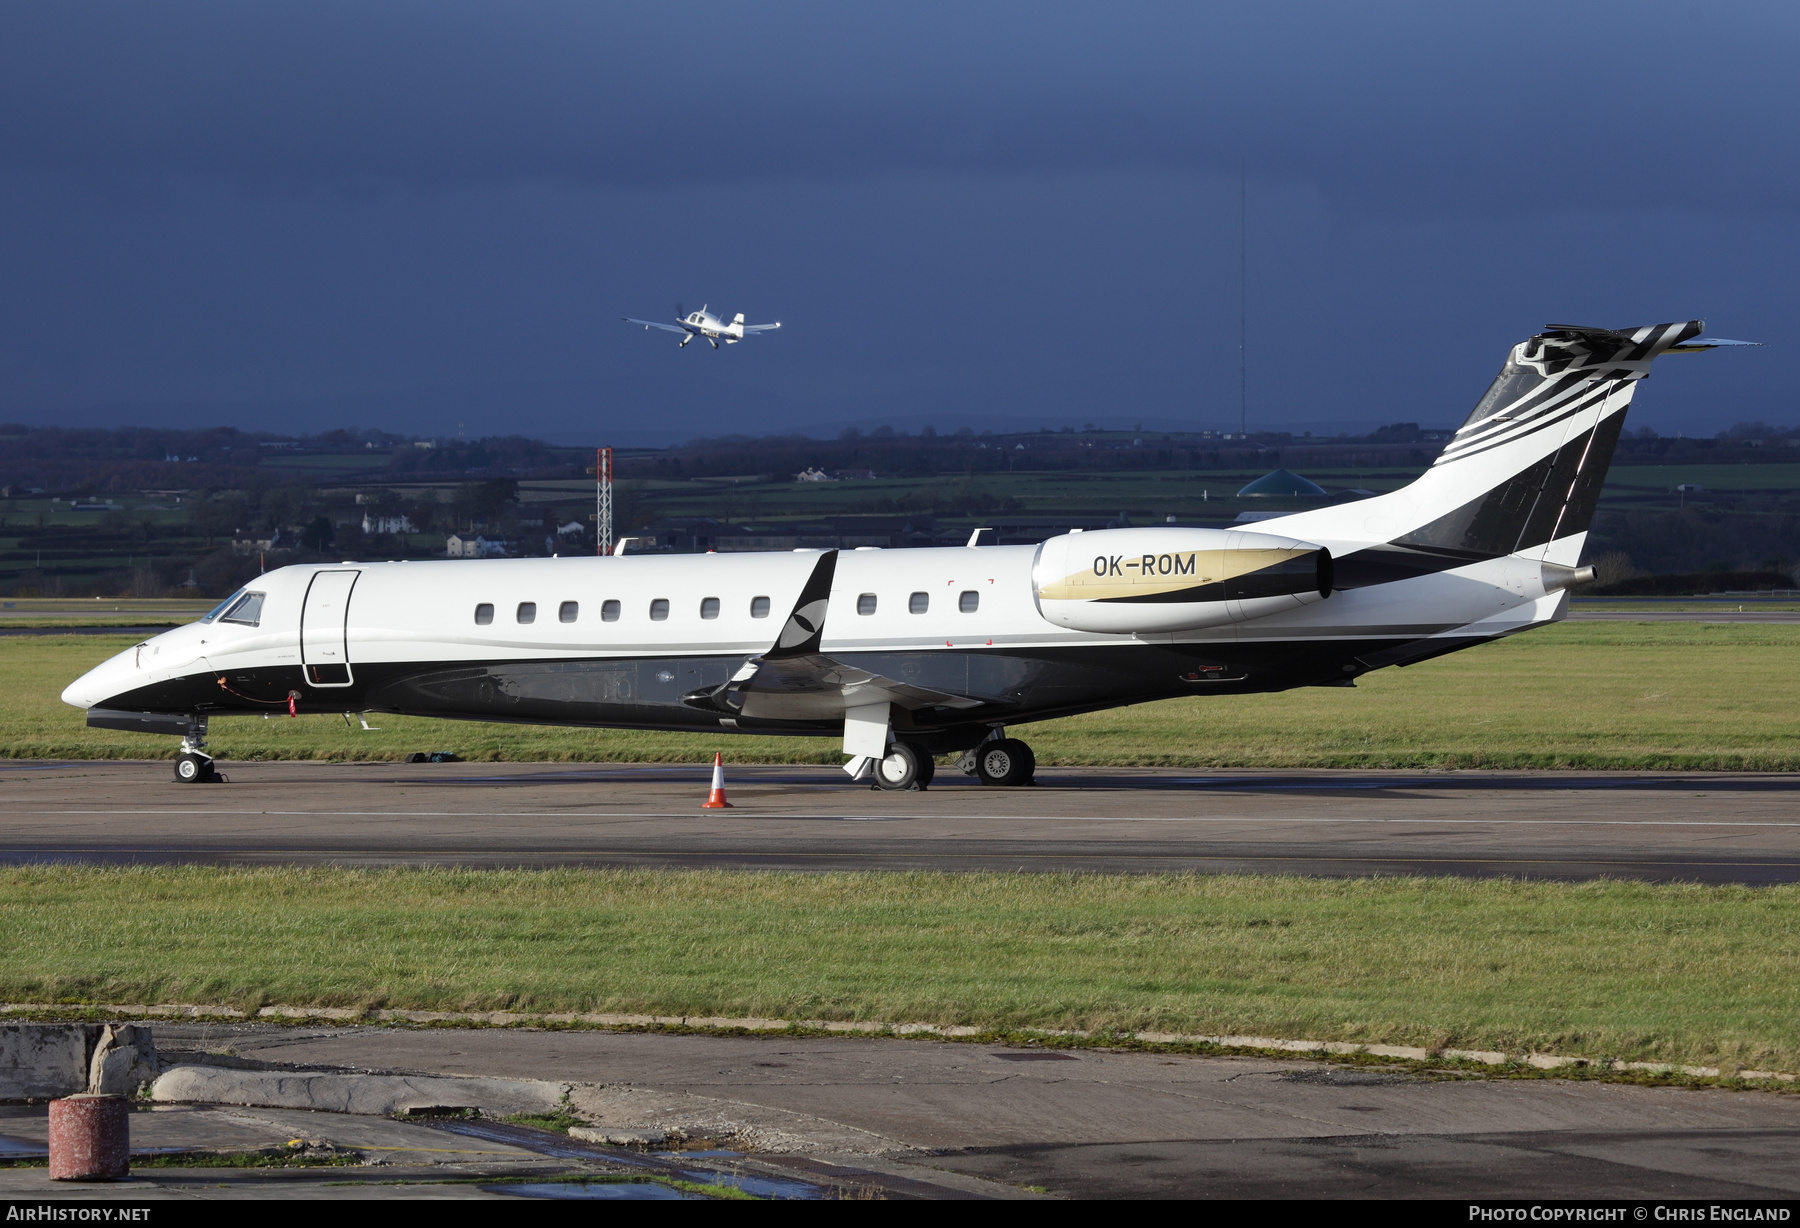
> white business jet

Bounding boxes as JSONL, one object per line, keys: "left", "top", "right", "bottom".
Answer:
{"left": 64, "top": 320, "right": 1754, "bottom": 791}
{"left": 624, "top": 303, "right": 782, "bottom": 349}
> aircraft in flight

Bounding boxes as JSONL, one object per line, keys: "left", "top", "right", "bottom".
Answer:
{"left": 624, "top": 304, "right": 782, "bottom": 349}
{"left": 65, "top": 321, "right": 1752, "bottom": 790}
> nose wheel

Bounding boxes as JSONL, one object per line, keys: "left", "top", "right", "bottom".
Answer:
{"left": 174, "top": 752, "right": 217, "bottom": 784}
{"left": 173, "top": 719, "right": 222, "bottom": 783}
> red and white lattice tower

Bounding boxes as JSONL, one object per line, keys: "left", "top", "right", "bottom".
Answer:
{"left": 595, "top": 446, "right": 614, "bottom": 557}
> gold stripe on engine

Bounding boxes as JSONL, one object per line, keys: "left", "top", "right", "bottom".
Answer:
{"left": 1037, "top": 548, "right": 1310, "bottom": 602}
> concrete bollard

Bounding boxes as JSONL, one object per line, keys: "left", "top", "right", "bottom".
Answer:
{"left": 48, "top": 1094, "right": 130, "bottom": 1181}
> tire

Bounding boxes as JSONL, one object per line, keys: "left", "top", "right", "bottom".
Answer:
{"left": 914, "top": 751, "right": 936, "bottom": 788}
{"left": 874, "top": 743, "right": 924, "bottom": 791}
{"left": 976, "top": 738, "right": 1034, "bottom": 787}
{"left": 174, "top": 753, "right": 208, "bottom": 784}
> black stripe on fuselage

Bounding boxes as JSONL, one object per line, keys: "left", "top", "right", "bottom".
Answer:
{"left": 92, "top": 636, "right": 1464, "bottom": 750}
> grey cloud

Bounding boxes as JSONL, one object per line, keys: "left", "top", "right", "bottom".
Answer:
{"left": 3, "top": 1, "right": 1798, "bottom": 216}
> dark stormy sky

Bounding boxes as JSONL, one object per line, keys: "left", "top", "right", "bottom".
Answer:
{"left": 1, "top": 2, "right": 1795, "bottom": 445}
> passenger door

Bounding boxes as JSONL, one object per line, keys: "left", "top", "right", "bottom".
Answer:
{"left": 300, "top": 569, "right": 360, "bottom": 687}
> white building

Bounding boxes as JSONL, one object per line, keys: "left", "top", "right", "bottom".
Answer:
{"left": 447, "top": 534, "right": 510, "bottom": 559}
{"left": 362, "top": 512, "right": 417, "bottom": 534}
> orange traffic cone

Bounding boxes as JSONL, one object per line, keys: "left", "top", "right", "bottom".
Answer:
{"left": 701, "top": 752, "right": 734, "bottom": 808}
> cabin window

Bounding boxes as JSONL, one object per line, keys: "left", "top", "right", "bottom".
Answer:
{"left": 474, "top": 603, "right": 494, "bottom": 625}
{"left": 750, "top": 596, "right": 771, "bottom": 618}
{"left": 857, "top": 593, "right": 877, "bottom": 616}
{"left": 959, "top": 590, "right": 979, "bottom": 613}
{"left": 219, "top": 592, "right": 265, "bottom": 626}
{"left": 559, "top": 601, "right": 579, "bottom": 623}
{"left": 909, "top": 592, "right": 929, "bottom": 614}
{"left": 601, "top": 599, "right": 621, "bottom": 622}
{"left": 650, "top": 598, "right": 670, "bottom": 621}
{"left": 700, "top": 597, "right": 721, "bottom": 620}
{"left": 517, "top": 602, "right": 536, "bottom": 624}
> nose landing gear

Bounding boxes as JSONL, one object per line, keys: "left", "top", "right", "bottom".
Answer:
{"left": 173, "top": 717, "right": 222, "bottom": 784}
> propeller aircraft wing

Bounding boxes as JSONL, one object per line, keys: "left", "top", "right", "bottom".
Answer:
{"left": 623, "top": 317, "right": 695, "bottom": 334}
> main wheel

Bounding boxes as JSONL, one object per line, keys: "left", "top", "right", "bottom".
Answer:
{"left": 873, "top": 742, "right": 925, "bottom": 791}
{"left": 975, "top": 738, "right": 1034, "bottom": 787}
{"left": 174, "top": 752, "right": 210, "bottom": 784}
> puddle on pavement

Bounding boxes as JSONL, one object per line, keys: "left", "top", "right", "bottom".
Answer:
{"left": 428, "top": 1119, "right": 825, "bottom": 1199}
{"left": 0, "top": 1135, "right": 46, "bottom": 1158}
{"left": 670, "top": 1169, "right": 825, "bottom": 1199}
{"left": 485, "top": 1181, "right": 707, "bottom": 1200}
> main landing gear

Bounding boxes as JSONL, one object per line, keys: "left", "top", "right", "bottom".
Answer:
{"left": 872, "top": 742, "right": 936, "bottom": 792}
{"left": 965, "top": 737, "right": 1035, "bottom": 787}
{"left": 173, "top": 717, "right": 221, "bottom": 784}
{"left": 871, "top": 733, "right": 1037, "bottom": 791}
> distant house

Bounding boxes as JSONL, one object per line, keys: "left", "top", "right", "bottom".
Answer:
{"left": 446, "top": 534, "right": 510, "bottom": 558}
{"left": 795, "top": 467, "right": 836, "bottom": 482}
{"left": 361, "top": 513, "right": 416, "bottom": 534}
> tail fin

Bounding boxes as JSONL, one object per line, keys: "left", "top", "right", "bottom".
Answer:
{"left": 1332, "top": 321, "right": 1712, "bottom": 587}
{"left": 732, "top": 312, "right": 746, "bottom": 326}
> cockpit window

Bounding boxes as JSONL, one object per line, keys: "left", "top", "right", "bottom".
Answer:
{"left": 201, "top": 590, "right": 245, "bottom": 623}
{"left": 219, "top": 592, "right": 265, "bottom": 626}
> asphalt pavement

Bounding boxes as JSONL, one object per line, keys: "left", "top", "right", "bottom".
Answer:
{"left": 4, "top": 759, "right": 1798, "bottom": 882}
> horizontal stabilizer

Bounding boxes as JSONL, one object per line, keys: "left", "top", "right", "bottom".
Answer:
{"left": 1666, "top": 337, "right": 1762, "bottom": 352}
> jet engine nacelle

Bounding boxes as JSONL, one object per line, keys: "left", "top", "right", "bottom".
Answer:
{"left": 1032, "top": 527, "right": 1333, "bottom": 634}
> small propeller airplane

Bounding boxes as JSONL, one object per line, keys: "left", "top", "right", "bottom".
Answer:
{"left": 623, "top": 303, "right": 782, "bottom": 349}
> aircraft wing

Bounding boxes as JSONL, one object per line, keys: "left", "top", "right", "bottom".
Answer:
{"left": 739, "top": 322, "right": 782, "bottom": 334}
{"left": 683, "top": 652, "right": 991, "bottom": 720}
{"left": 623, "top": 317, "right": 693, "bottom": 334}
{"left": 678, "top": 549, "right": 996, "bottom": 720}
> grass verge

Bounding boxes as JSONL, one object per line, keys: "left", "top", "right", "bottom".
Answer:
{"left": 8, "top": 621, "right": 1800, "bottom": 769}
{"left": 4, "top": 866, "right": 1796, "bottom": 1073}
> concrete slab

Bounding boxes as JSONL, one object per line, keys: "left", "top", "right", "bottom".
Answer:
{"left": 143, "top": 1022, "right": 1800, "bottom": 1199}
{"left": 150, "top": 1064, "right": 568, "bottom": 1118}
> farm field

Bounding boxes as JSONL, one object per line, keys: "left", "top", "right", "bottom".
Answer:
{"left": 1605, "top": 463, "right": 1800, "bottom": 493}
{"left": 5, "top": 866, "right": 1795, "bottom": 1073}
{"left": 7, "top": 621, "right": 1799, "bottom": 769}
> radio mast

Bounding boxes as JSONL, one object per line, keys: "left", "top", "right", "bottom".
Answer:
{"left": 594, "top": 446, "right": 614, "bottom": 557}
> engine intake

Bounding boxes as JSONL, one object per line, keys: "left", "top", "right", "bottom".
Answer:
{"left": 1032, "top": 527, "right": 1332, "bottom": 634}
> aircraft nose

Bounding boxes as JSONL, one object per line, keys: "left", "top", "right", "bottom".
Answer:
{"left": 61, "top": 644, "right": 141, "bottom": 710}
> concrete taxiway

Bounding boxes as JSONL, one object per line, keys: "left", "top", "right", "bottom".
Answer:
{"left": 3, "top": 759, "right": 1798, "bottom": 882}
{"left": 3, "top": 1024, "right": 1797, "bottom": 1199}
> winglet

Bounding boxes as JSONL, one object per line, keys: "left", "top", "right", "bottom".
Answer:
{"left": 765, "top": 550, "right": 838, "bottom": 659}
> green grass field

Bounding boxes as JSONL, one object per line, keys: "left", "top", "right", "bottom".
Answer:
{"left": 7, "top": 621, "right": 1798, "bottom": 768}
{"left": 5, "top": 867, "right": 1795, "bottom": 1072}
